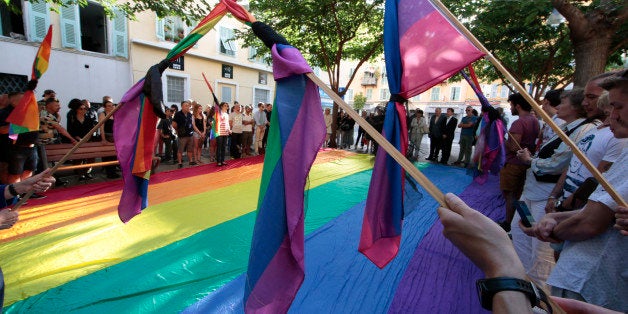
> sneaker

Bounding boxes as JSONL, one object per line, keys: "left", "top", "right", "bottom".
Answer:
{"left": 178, "top": 163, "right": 183, "bottom": 169}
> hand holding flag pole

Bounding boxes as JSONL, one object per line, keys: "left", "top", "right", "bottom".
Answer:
{"left": 11, "top": 104, "right": 125, "bottom": 212}
{"left": 430, "top": 0, "right": 625, "bottom": 208}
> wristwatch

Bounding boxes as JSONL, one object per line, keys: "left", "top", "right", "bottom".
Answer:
{"left": 476, "top": 277, "right": 552, "bottom": 312}
{"left": 8, "top": 184, "right": 19, "bottom": 197}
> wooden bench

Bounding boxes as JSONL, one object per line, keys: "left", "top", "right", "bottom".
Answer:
{"left": 44, "top": 142, "right": 160, "bottom": 172}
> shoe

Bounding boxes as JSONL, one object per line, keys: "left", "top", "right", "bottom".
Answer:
{"left": 55, "top": 179, "right": 69, "bottom": 187}
{"left": 178, "top": 163, "right": 183, "bottom": 169}
{"left": 189, "top": 162, "right": 197, "bottom": 166}
{"left": 79, "top": 175, "right": 89, "bottom": 181}
{"left": 85, "top": 173, "right": 94, "bottom": 179}
{"left": 222, "top": 162, "right": 228, "bottom": 166}
{"left": 217, "top": 163, "right": 222, "bottom": 166}
{"left": 107, "top": 173, "right": 121, "bottom": 179}
{"left": 30, "top": 193, "right": 47, "bottom": 199}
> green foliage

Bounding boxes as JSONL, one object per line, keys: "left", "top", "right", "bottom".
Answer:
{"left": 443, "top": 0, "right": 574, "bottom": 99}
{"left": 353, "top": 93, "right": 367, "bottom": 111}
{"left": 241, "top": 0, "right": 384, "bottom": 93}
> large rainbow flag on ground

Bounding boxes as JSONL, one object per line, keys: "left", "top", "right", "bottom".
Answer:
{"left": 359, "top": 0, "right": 485, "bottom": 268}
{"left": 7, "top": 25, "right": 53, "bottom": 138}
{"left": 1, "top": 154, "right": 505, "bottom": 313}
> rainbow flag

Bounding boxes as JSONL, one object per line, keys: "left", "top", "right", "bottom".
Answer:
{"left": 244, "top": 43, "right": 326, "bottom": 313}
{"left": 7, "top": 25, "right": 53, "bottom": 138}
{"left": 1, "top": 154, "right": 506, "bottom": 313}
{"left": 114, "top": 3, "right": 229, "bottom": 222}
{"left": 359, "top": 0, "right": 485, "bottom": 268}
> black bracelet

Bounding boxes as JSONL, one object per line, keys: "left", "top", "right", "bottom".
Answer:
{"left": 8, "top": 184, "right": 19, "bottom": 197}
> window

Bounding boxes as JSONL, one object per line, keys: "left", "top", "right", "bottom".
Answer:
{"left": 221, "top": 86, "right": 232, "bottom": 103}
{"left": 381, "top": 71, "right": 388, "bottom": 86}
{"left": 380, "top": 88, "right": 390, "bottom": 101}
{"left": 491, "top": 84, "right": 498, "bottom": 98}
{"left": 258, "top": 72, "right": 267, "bottom": 85}
{"left": 345, "top": 89, "right": 354, "bottom": 101}
{"left": 0, "top": 72, "right": 28, "bottom": 94}
{"left": 430, "top": 87, "right": 440, "bottom": 101}
{"left": 366, "top": 88, "right": 373, "bottom": 100}
{"left": 500, "top": 85, "right": 510, "bottom": 98}
{"left": 411, "top": 95, "right": 421, "bottom": 102}
{"left": 166, "top": 76, "right": 185, "bottom": 104}
{"left": 60, "top": 1, "right": 127, "bottom": 56}
{"left": 219, "top": 26, "right": 236, "bottom": 56}
{"left": 348, "top": 67, "right": 355, "bottom": 78}
{"left": 254, "top": 88, "right": 270, "bottom": 104}
{"left": 1, "top": 0, "right": 49, "bottom": 42}
{"left": 451, "top": 86, "right": 461, "bottom": 101}
{"left": 157, "top": 16, "right": 191, "bottom": 43}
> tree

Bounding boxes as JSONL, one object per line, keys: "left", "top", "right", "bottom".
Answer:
{"left": 353, "top": 93, "right": 367, "bottom": 111}
{"left": 444, "top": 0, "right": 626, "bottom": 93}
{"left": 551, "top": 0, "right": 628, "bottom": 86}
{"left": 242, "top": 0, "right": 384, "bottom": 148}
{"left": 444, "top": 0, "right": 574, "bottom": 100}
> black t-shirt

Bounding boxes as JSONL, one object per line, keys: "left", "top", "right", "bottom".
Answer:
{"left": 173, "top": 111, "right": 193, "bottom": 137}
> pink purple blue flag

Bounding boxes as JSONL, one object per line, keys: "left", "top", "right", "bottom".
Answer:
{"left": 359, "top": 0, "right": 485, "bottom": 268}
{"left": 244, "top": 42, "right": 326, "bottom": 313}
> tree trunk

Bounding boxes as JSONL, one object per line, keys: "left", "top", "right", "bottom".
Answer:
{"left": 571, "top": 31, "right": 613, "bottom": 87}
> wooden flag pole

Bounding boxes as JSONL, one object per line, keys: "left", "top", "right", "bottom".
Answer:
{"left": 306, "top": 73, "right": 446, "bottom": 206}
{"left": 430, "top": 0, "right": 626, "bottom": 208}
{"left": 11, "top": 103, "right": 125, "bottom": 212}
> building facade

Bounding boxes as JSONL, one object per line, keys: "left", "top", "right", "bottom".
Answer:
{"left": 128, "top": 10, "right": 275, "bottom": 109}
{"left": 1, "top": 0, "right": 131, "bottom": 118}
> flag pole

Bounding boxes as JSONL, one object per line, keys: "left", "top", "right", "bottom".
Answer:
{"left": 430, "top": 0, "right": 626, "bottom": 208}
{"left": 306, "top": 73, "right": 445, "bottom": 206}
{"left": 11, "top": 103, "right": 125, "bottom": 211}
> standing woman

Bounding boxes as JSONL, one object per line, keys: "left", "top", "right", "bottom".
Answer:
{"left": 215, "top": 102, "right": 231, "bottom": 166}
{"left": 192, "top": 103, "right": 206, "bottom": 165}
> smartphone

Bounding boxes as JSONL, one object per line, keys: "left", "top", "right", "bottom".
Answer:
{"left": 515, "top": 201, "right": 534, "bottom": 228}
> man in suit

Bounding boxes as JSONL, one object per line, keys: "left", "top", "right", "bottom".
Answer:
{"left": 427, "top": 108, "right": 444, "bottom": 161}
{"left": 440, "top": 107, "right": 458, "bottom": 164}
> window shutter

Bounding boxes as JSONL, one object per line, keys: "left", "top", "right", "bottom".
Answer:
{"left": 60, "top": 2, "right": 80, "bottom": 49}
{"left": 112, "top": 9, "right": 127, "bottom": 58}
{"left": 155, "top": 16, "right": 164, "bottom": 41}
{"left": 27, "top": 1, "right": 50, "bottom": 42}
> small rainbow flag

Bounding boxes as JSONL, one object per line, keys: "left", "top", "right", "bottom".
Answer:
{"left": 7, "top": 25, "right": 53, "bottom": 138}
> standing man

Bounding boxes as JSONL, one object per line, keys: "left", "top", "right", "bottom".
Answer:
{"left": 454, "top": 106, "right": 477, "bottom": 167}
{"left": 440, "top": 107, "right": 458, "bottom": 165}
{"left": 172, "top": 100, "right": 194, "bottom": 168}
{"left": 158, "top": 108, "right": 176, "bottom": 163}
{"left": 37, "top": 89, "right": 56, "bottom": 112}
{"left": 427, "top": 108, "right": 444, "bottom": 161}
{"left": 498, "top": 93, "right": 540, "bottom": 231}
{"left": 253, "top": 102, "right": 267, "bottom": 155}
{"left": 324, "top": 108, "right": 333, "bottom": 148}
{"left": 262, "top": 104, "right": 272, "bottom": 152}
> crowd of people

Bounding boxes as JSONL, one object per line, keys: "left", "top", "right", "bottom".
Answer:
{"left": 440, "top": 69, "right": 628, "bottom": 313}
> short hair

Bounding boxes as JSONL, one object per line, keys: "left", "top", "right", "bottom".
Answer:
{"left": 180, "top": 100, "right": 190, "bottom": 106}
{"left": 417, "top": 109, "right": 424, "bottom": 115}
{"left": 42, "top": 89, "right": 55, "bottom": 97}
{"left": 170, "top": 104, "right": 179, "bottom": 111}
{"left": 590, "top": 71, "right": 618, "bottom": 83}
{"left": 599, "top": 69, "right": 628, "bottom": 94}
{"left": 596, "top": 91, "right": 610, "bottom": 111}
{"left": 543, "top": 89, "right": 563, "bottom": 107}
{"left": 68, "top": 98, "right": 83, "bottom": 110}
{"left": 447, "top": 107, "right": 454, "bottom": 113}
{"left": 560, "top": 88, "right": 586, "bottom": 118}
{"left": 508, "top": 93, "right": 532, "bottom": 112}
{"left": 258, "top": 102, "right": 264, "bottom": 107}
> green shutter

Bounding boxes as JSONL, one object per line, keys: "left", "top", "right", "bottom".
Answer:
{"left": 27, "top": 1, "right": 50, "bottom": 42}
{"left": 60, "top": 1, "right": 80, "bottom": 49}
{"left": 112, "top": 9, "right": 127, "bottom": 58}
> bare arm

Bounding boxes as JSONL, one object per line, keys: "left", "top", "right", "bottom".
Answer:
{"left": 552, "top": 200, "right": 615, "bottom": 241}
